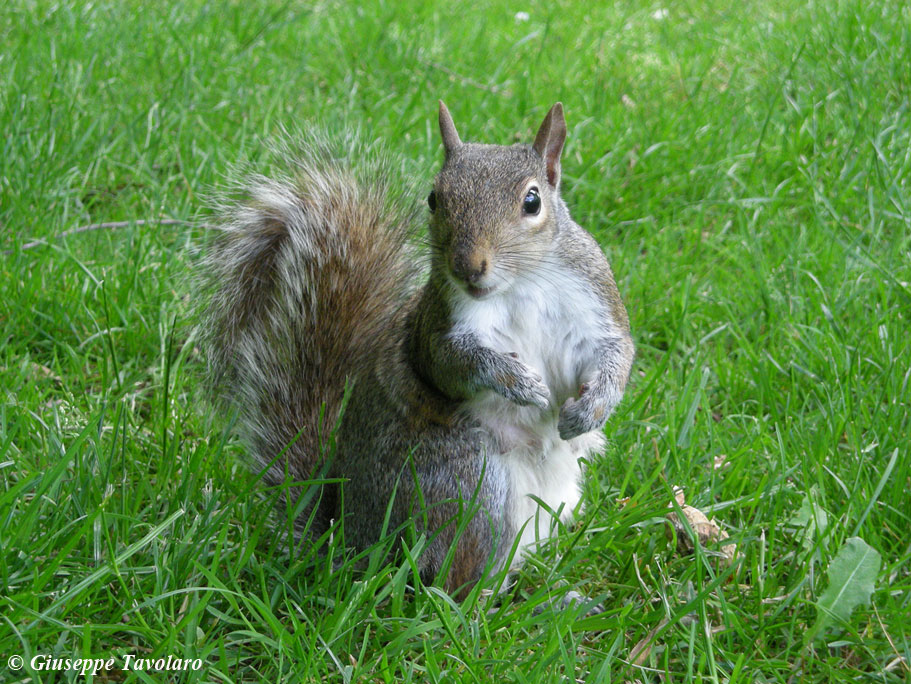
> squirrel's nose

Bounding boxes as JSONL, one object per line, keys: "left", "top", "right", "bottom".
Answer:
{"left": 466, "top": 259, "right": 487, "bottom": 284}
{"left": 450, "top": 250, "right": 490, "bottom": 286}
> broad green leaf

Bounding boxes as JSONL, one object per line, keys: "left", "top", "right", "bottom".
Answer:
{"left": 806, "top": 537, "right": 881, "bottom": 644}
{"left": 787, "top": 491, "right": 829, "bottom": 550}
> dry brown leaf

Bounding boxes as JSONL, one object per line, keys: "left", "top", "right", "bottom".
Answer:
{"left": 666, "top": 488, "right": 737, "bottom": 564}
{"left": 629, "top": 616, "right": 669, "bottom": 666}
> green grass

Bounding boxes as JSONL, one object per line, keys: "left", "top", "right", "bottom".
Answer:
{"left": 2, "top": 0, "right": 910, "bottom": 681}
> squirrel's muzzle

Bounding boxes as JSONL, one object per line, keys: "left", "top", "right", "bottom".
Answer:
{"left": 449, "top": 244, "right": 493, "bottom": 294}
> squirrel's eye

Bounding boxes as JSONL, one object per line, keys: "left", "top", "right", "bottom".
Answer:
{"left": 427, "top": 190, "right": 437, "bottom": 213}
{"left": 523, "top": 187, "right": 541, "bottom": 216}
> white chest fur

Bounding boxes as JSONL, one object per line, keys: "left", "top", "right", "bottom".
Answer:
{"left": 450, "top": 265, "right": 609, "bottom": 557}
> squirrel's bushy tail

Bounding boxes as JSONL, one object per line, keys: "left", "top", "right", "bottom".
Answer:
{"left": 201, "top": 135, "right": 422, "bottom": 534}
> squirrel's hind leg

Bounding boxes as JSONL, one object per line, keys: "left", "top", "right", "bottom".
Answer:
{"left": 407, "top": 455, "right": 517, "bottom": 600}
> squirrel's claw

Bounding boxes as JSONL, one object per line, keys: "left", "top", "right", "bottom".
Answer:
{"left": 558, "top": 389, "right": 608, "bottom": 440}
{"left": 509, "top": 367, "right": 551, "bottom": 410}
{"left": 496, "top": 356, "right": 550, "bottom": 409}
{"left": 521, "top": 379, "right": 551, "bottom": 410}
{"left": 531, "top": 589, "right": 605, "bottom": 616}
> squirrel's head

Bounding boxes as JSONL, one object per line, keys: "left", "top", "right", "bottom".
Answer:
{"left": 428, "top": 101, "right": 567, "bottom": 300}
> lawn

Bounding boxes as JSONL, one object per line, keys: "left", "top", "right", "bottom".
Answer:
{"left": 1, "top": 0, "right": 909, "bottom": 681}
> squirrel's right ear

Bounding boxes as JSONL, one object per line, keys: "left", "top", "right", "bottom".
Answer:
{"left": 438, "top": 101, "right": 462, "bottom": 156}
{"left": 533, "top": 103, "right": 567, "bottom": 188}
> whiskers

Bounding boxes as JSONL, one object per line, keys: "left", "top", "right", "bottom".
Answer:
{"left": 490, "top": 233, "right": 575, "bottom": 294}
{"left": 417, "top": 225, "right": 581, "bottom": 299}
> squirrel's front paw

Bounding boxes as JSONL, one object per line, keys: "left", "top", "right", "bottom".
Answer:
{"left": 558, "top": 383, "right": 610, "bottom": 440}
{"left": 492, "top": 353, "right": 550, "bottom": 409}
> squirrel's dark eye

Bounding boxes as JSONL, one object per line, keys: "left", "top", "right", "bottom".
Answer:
{"left": 427, "top": 190, "right": 437, "bottom": 213}
{"left": 523, "top": 187, "right": 541, "bottom": 216}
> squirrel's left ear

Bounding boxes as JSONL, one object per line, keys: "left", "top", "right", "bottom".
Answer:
{"left": 533, "top": 103, "right": 566, "bottom": 188}
{"left": 438, "top": 101, "right": 462, "bottom": 157}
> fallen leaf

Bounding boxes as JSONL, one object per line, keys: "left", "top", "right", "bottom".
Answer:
{"left": 666, "top": 488, "right": 737, "bottom": 564}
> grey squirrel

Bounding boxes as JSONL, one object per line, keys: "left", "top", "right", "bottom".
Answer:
{"left": 203, "top": 102, "right": 634, "bottom": 596}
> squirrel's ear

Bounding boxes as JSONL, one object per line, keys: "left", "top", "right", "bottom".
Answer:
{"left": 438, "top": 100, "right": 462, "bottom": 156}
{"left": 532, "top": 102, "right": 566, "bottom": 188}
